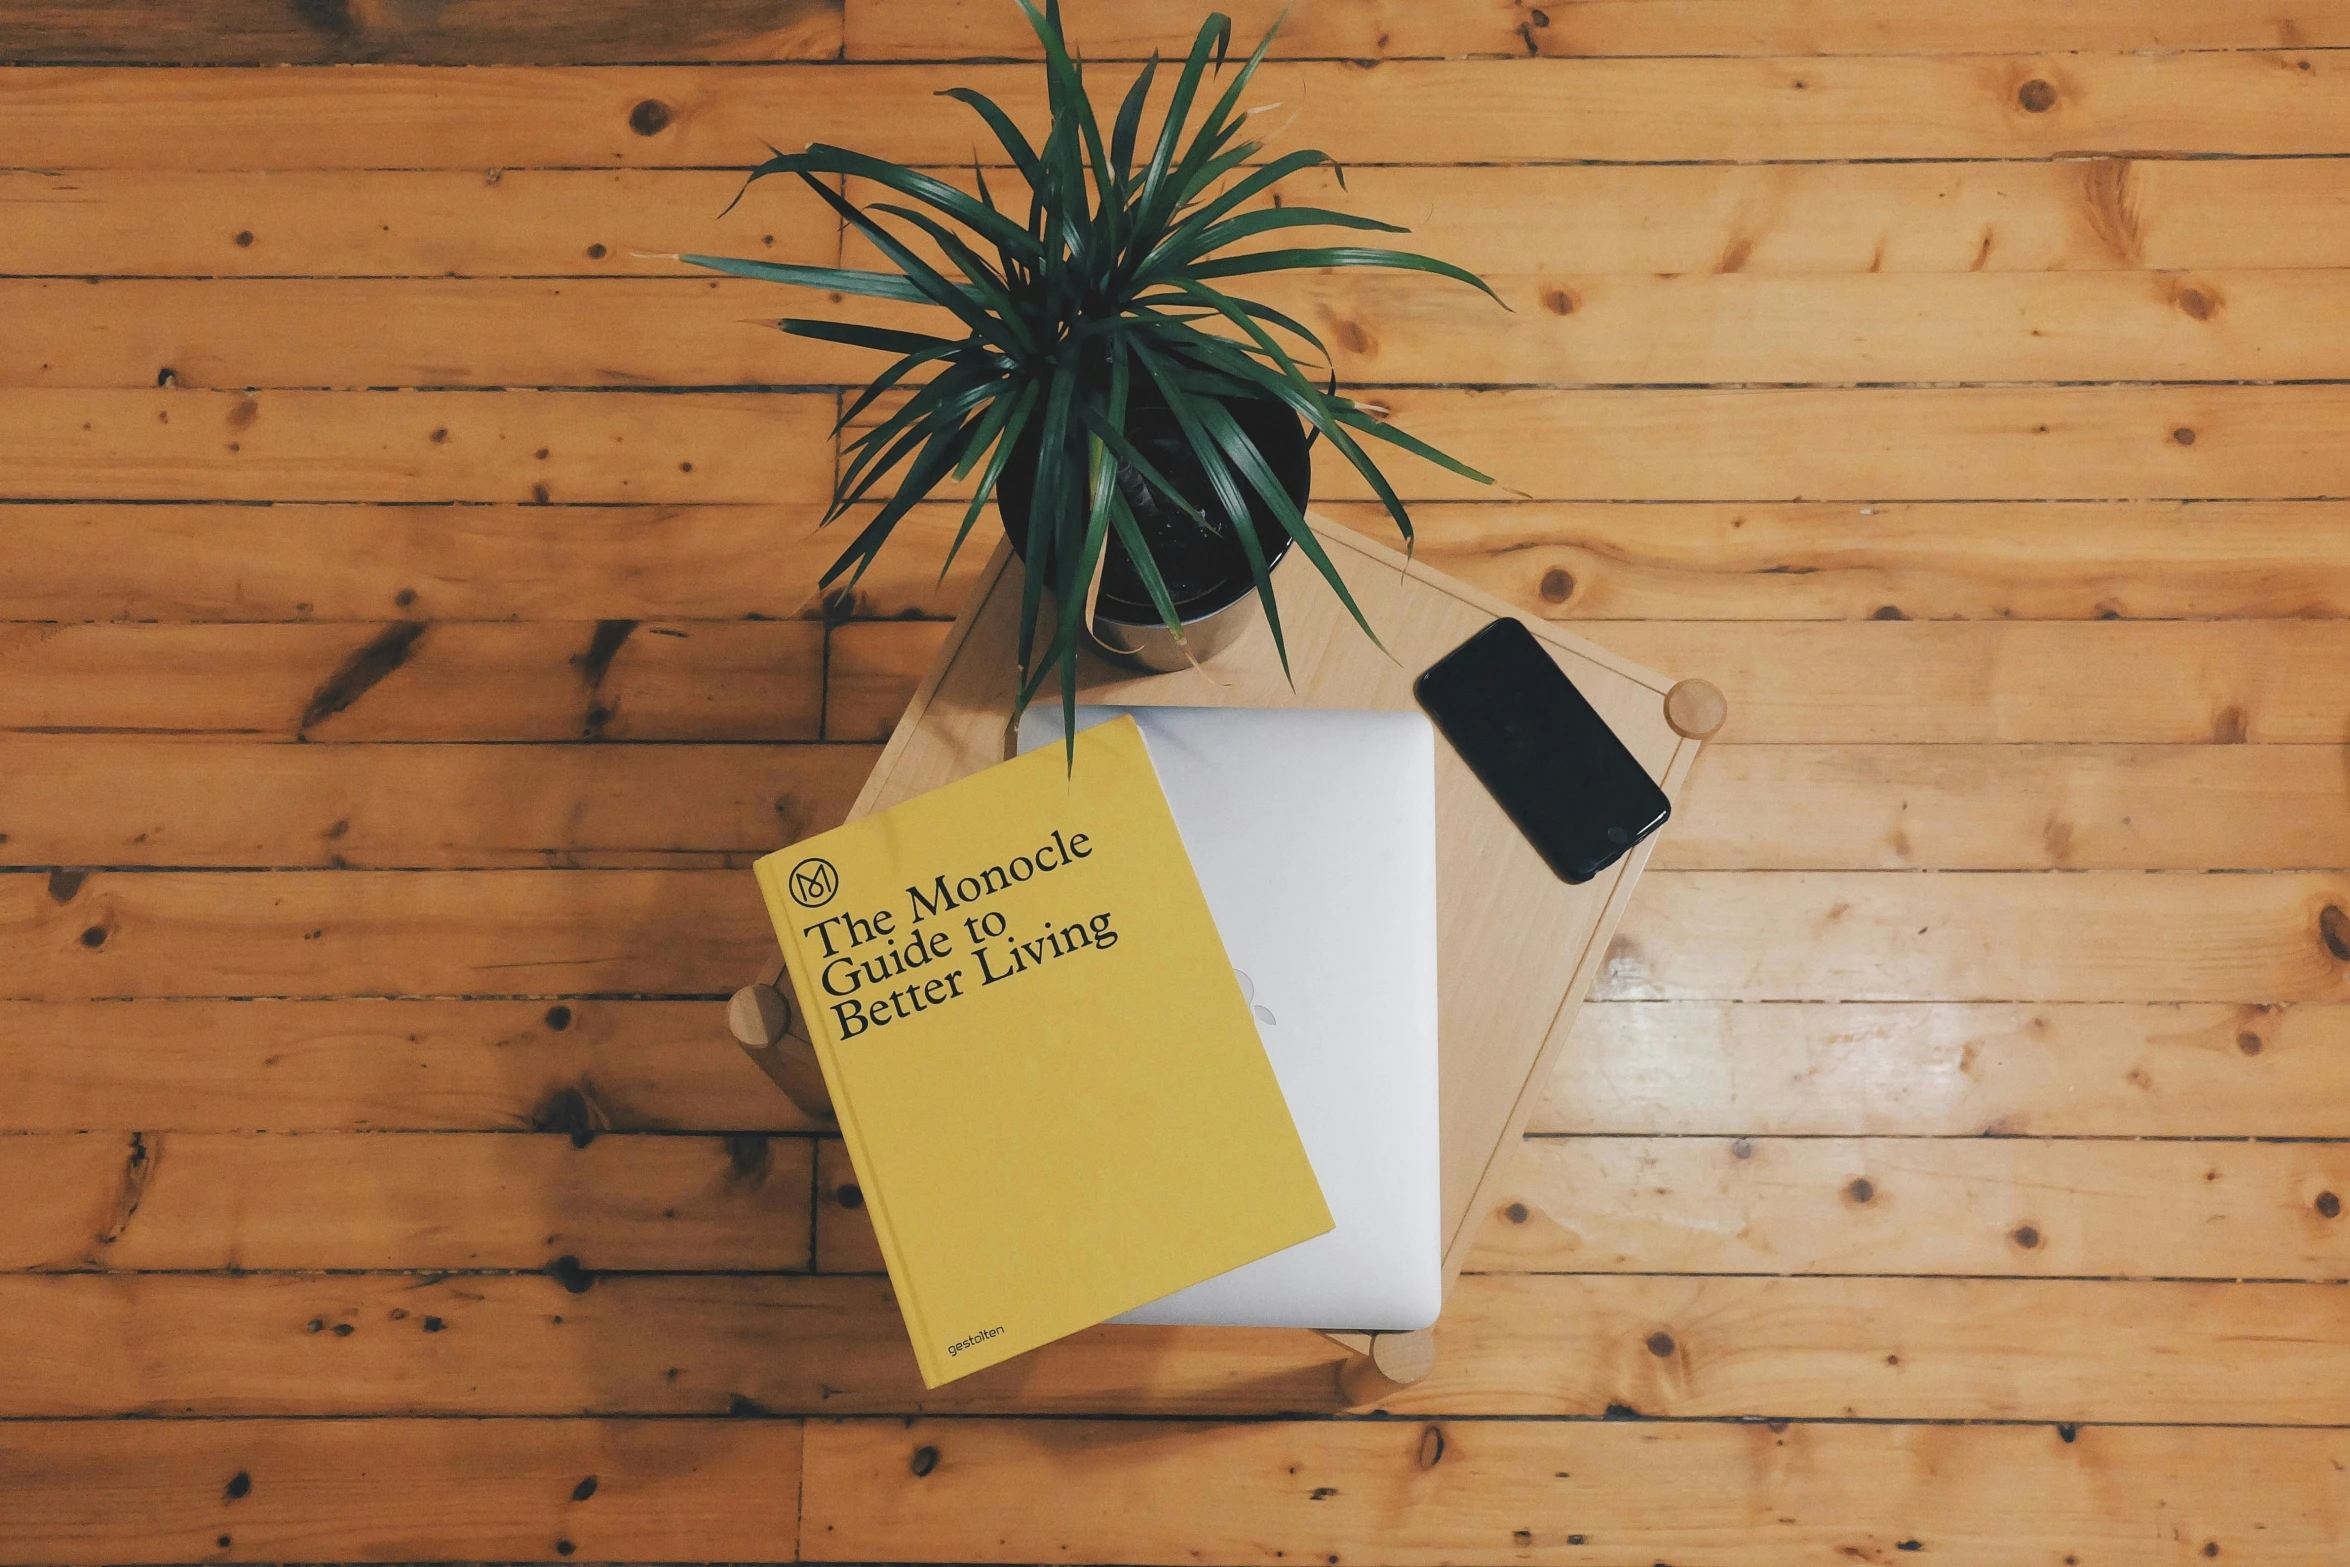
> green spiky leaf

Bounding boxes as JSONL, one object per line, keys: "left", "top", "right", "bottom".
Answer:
{"left": 689, "top": 4, "right": 1501, "bottom": 715}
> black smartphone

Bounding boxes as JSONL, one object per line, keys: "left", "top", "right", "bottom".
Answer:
{"left": 1413, "top": 618, "right": 1672, "bottom": 884}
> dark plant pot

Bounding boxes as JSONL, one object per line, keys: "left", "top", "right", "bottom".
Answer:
{"left": 995, "top": 391, "right": 1310, "bottom": 672}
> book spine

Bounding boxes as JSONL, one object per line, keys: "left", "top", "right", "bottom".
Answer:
{"left": 752, "top": 860, "right": 945, "bottom": 1388}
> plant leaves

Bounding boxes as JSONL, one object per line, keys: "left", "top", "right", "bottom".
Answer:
{"left": 743, "top": 142, "right": 1042, "bottom": 266}
{"left": 1130, "top": 336, "right": 1291, "bottom": 680}
{"left": 1189, "top": 246, "right": 1508, "bottom": 305}
{"left": 680, "top": 253, "right": 941, "bottom": 307}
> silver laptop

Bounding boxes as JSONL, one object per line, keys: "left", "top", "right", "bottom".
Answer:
{"left": 1016, "top": 704, "right": 1442, "bottom": 1331}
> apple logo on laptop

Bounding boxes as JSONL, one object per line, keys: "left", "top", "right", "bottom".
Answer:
{"left": 1233, "top": 967, "right": 1276, "bottom": 1027}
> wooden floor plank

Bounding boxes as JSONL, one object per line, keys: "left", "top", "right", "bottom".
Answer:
{"left": 3, "top": 869, "right": 774, "bottom": 1000}
{"left": 7, "top": 999, "right": 2339, "bottom": 1139}
{"left": 818, "top": 1132, "right": 2350, "bottom": 1281}
{"left": 32, "top": 383, "right": 2341, "bottom": 507}
{"left": 0, "top": 999, "right": 818, "bottom": 1133}
{"left": 1323, "top": 500, "right": 2350, "bottom": 623}
{"left": 826, "top": 618, "right": 2350, "bottom": 745}
{"left": 1611, "top": 619, "right": 2350, "bottom": 743}
{"left": 1545, "top": 1003, "right": 2348, "bottom": 1136}
{"left": 28, "top": 270, "right": 2350, "bottom": 388}
{"left": 44, "top": 497, "right": 2350, "bottom": 626}
{"left": 874, "top": 384, "right": 2350, "bottom": 503}
{"left": 838, "top": 1126, "right": 2338, "bottom": 1278}
{"left": 1248, "top": 159, "right": 2350, "bottom": 278}
{"left": 5, "top": 55, "right": 2343, "bottom": 171}
{"left": 1270, "top": 267, "right": 2350, "bottom": 386}
{"left": 0, "top": 1418, "right": 804, "bottom": 1566}
{"left": 18, "top": 160, "right": 2350, "bottom": 281}
{"left": 799, "top": 1416, "right": 2350, "bottom": 1567}
{"left": 1660, "top": 744, "right": 2350, "bottom": 871}
{"left": 9, "top": 1270, "right": 2350, "bottom": 1422}
{"left": 1470, "top": 1136, "right": 2350, "bottom": 1278}
{"left": 845, "top": 0, "right": 2350, "bottom": 59}
{"left": 813, "top": 1138, "right": 867, "bottom": 1275}
{"left": 1607, "top": 871, "right": 2350, "bottom": 1003}
{"left": 0, "top": 390, "right": 832, "bottom": 503}
{"left": 0, "top": 621, "right": 824, "bottom": 742}
{"left": 0, "top": 168, "right": 830, "bottom": 278}
{"left": 0, "top": 0, "right": 839, "bottom": 64}
{"left": 0, "top": 740, "right": 871, "bottom": 869}
{"left": 1586, "top": 620, "right": 2350, "bottom": 743}
{"left": 1300, "top": 385, "right": 2350, "bottom": 504}
{"left": 4, "top": 278, "right": 879, "bottom": 390}
{"left": 2, "top": 1131, "right": 813, "bottom": 1271}
{"left": 822, "top": 619, "right": 951, "bottom": 742}
{"left": 0, "top": 503, "right": 964, "bottom": 623}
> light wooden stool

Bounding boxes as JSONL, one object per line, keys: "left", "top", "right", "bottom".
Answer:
{"left": 730, "top": 515, "right": 1722, "bottom": 1404}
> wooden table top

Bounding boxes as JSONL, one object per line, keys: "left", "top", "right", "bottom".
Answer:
{"left": 854, "top": 522, "right": 1702, "bottom": 1288}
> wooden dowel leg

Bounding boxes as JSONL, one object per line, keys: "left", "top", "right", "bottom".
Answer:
{"left": 1663, "top": 678, "right": 1728, "bottom": 741}
{"left": 1336, "top": 1327, "right": 1437, "bottom": 1407}
{"left": 727, "top": 956, "right": 834, "bottom": 1122}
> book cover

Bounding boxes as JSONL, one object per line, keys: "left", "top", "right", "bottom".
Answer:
{"left": 752, "top": 715, "right": 1332, "bottom": 1386}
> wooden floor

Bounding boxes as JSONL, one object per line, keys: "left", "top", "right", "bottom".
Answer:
{"left": 6, "top": 1, "right": 2350, "bottom": 1560}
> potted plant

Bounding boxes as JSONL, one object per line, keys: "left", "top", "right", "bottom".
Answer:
{"left": 684, "top": 1, "right": 1500, "bottom": 723}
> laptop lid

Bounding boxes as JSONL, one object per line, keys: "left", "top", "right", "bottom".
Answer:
{"left": 1016, "top": 704, "right": 1442, "bottom": 1330}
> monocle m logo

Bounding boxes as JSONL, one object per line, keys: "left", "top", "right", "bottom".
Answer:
{"left": 787, "top": 857, "right": 840, "bottom": 909}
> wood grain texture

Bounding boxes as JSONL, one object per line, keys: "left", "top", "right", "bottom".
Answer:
{"left": 1322, "top": 500, "right": 2350, "bottom": 622}
{"left": 1266, "top": 267, "right": 2350, "bottom": 386}
{"left": 822, "top": 620, "right": 953, "bottom": 741}
{"left": 846, "top": 0, "right": 2350, "bottom": 59}
{"left": 7, "top": 999, "right": 2337, "bottom": 1139}
{"left": 0, "top": 999, "right": 818, "bottom": 1133}
{"left": 0, "top": 740, "right": 870, "bottom": 868}
{"left": 1574, "top": 621, "right": 2350, "bottom": 743}
{"left": 0, "top": 1131, "right": 813, "bottom": 1271}
{"left": 0, "top": 0, "right": 840, "bottom": 64}
{"left": 822, "top": 1130, "right": 2350, "bottom": 1280}
{"left": 1606, "top": 871, "right": 2350, "bottom": 1003}
{"left": 1298, "top": 385, "right": 2350, "bottom": 503}
{"left": 172, "top": 495, "right": 2339, "bottom": 628}
{"left": 0, "top": 390, "right": 834, "bottom": 503}
{"left": 16, "top": 753, "right": 2347, "bottom": 889}
{"left": 5, "top": 55, "right": 2344, "bottom": 171}
{"left": 1267, "top": 158, "right": 2350, "bottom": 277}
{"left": 480, "top": 268, "right": 2350, "bottom": 390}
{"left": 4, "top": 277, "right": 881, "bottom": 390}
{"left": 1659, "top": 744, "right": 2350, "bottom": 871}
{"left": 19, "top": 160, "right": 2350, "bottom": 281}
{"left": 9, "top": 1270, "right": 2350, "bottom": 1422}
{"left": 870, "top": 383, "right": 2350, "bottom": 502}
{"left": 0, "top": 1418, "right": 803, "bottom": 1565}
{"left": 1, "top": 869, "right": 773, "bottom": 999}
{"left": 813, "top": 1137, "right": 866, "bottom": 1274}
{"left": 0, "top": 168, "right": 831, "bottom": 278}
{"left": 1542, "top": 1003, "right": 2350, "bottom": 1136}
{"left": 800, "top": 1416, "right": 2350, "bottom": 1566}
{"left": 0, "top": 503, "right": 963, "bottom": 623}
{"left": 0, "top": 621, "right": 824, "bottom": 741}
{"left": 825, "top": 617, "right": 2350, "bottom": 743}
{"left": 1470, "top": 1136, "right": 2350, "bottom": 1278}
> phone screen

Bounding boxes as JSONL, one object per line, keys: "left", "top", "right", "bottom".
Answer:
{"left": 1413, "top": 618, "right": 1672, "bottom": 884}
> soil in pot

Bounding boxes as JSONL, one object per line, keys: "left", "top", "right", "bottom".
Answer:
{"left": 994, "top": 390, "right": 1310, "bottom": 624}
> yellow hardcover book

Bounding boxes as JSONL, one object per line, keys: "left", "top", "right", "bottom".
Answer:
{"left": 752, "top": 715, "right": 1332, "bottom": 1386}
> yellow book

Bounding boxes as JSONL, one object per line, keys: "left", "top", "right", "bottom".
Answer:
{"left": 752, "top": 715, "right": 1332, "bottom": 1386}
